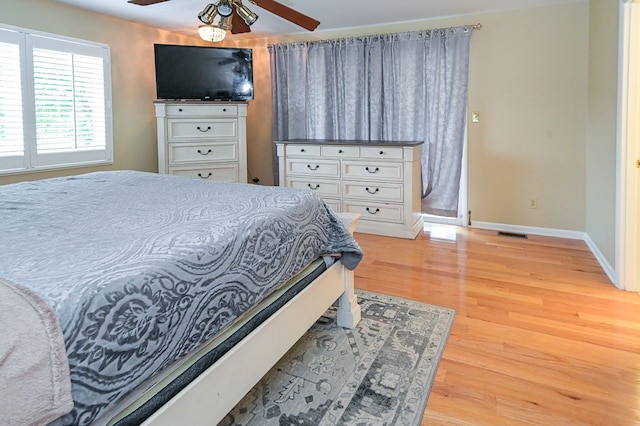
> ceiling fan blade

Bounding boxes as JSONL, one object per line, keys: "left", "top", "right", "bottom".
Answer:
{"left": 251, "top": 0, "right": 320, "bottom": 31}
{"left": 127, "top": 0, "right": 171, "bottom": 5}
{"left": 231, "top": 8, "right": 252, "bottom": 34}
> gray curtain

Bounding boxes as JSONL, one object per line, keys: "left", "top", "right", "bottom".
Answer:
{"left": 269, "top": 26, "right": 474, "bottom": 217}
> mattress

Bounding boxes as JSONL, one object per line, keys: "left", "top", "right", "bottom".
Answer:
{"left": 109, "top": 258, "right": 327, "bottom": 425}
{"left": 0, "top": 171, "right": 362, "bottom": 426}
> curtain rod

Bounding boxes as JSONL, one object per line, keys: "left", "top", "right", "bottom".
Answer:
{"left": 404, "top": 22, "right": 482, "bottom": 34}
{"left": 402, "top": 22, "right": 482, "bottom": 37}
{"left": 268, "top": 23, "right": 482, "bottom": 49}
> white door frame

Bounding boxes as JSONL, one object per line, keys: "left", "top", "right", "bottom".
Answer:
{"left": 616, "top": 0, "right": 640, "bottom": 291}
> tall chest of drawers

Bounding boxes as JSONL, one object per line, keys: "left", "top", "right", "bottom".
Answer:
{"left": 155, "top": 101, "right": 247, "bottom": 183}
{"left": 276, "top": 140, "right": 424, "bottom": 239}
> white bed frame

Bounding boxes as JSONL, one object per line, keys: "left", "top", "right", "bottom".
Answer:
{"left": 141, "top": 213, "right": 361, "bottom": 426}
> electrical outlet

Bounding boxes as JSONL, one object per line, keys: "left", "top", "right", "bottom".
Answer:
{"left": 529, "top": 198, "right": 538, "bottom": 209}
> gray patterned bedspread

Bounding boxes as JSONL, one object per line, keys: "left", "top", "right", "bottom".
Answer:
{"left": 0, "top": 170, "right": 362, "bottom": 425}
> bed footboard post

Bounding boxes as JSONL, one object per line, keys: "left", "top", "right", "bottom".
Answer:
{"left": 337, "top": 267, "right": 361, "bottom": 328}
{"left": 335, "top": 213, "right": 361, "bottom": 329}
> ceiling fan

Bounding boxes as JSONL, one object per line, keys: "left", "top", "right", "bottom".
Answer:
{"left": 127, "top": 0, "right": 320, "bottom": 36}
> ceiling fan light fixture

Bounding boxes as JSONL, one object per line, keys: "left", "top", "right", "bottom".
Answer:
{"left": 235, "top": 3, "right": 258, "bottom": 26}
{"left": 198, "top": 3, "right": 218, "bottom": 24}
{"left": 215, "top": 0, "right": 234, "bottom": 17}
{"left": 198, "top": 24, "right": 226, "bottom": 42}
{"left": 218, "top": 15, "right": 233, "bottom": 31}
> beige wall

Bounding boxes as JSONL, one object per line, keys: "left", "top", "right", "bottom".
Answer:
{"left": 466, "top": 4, "right": 589, "bottom": 231}
{"left": 0, "top": 0, "right": 205, "bottom": 185}
{"left": 2, "top": 0, "right": 602, "bottom": 236}
{"left": 586, "top": 0, "right": 619, "bottom": 267}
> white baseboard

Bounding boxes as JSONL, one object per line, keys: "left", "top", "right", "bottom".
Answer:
{"left": 583, "top": 234, "right": 617, "bottom": 286}
{"left": 471, "top": 221, "right": 585, "bottom": 240}
{"left": 471, "top": 221, "right": 615, "bottom": 285}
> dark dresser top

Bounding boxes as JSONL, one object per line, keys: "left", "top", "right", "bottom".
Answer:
{"left": 275, "top": 139, "right": 423, "bottom": 147}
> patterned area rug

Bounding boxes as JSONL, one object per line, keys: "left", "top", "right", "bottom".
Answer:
{"left": 220, "top": 290, "right": 455, "bottom": 426}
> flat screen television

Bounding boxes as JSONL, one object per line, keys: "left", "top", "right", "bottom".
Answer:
{"left": 154, "top": 44, "right": 253, "bottom": 101}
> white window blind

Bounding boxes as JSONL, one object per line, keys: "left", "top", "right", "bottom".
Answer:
{"left": 0, "top": 25, "right": 112, "bottom": 174}
{"left": 0, "top": 35, "right": 25, "bottom": 166}
{"left": 33, "top": 49, "right": 106, "bottom": 154}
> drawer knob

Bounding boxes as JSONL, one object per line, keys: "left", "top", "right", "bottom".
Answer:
{"left": 365, "top": 166, "right": 379, "bottom": 174}
{"left": 365, "top": 187, "right": 379, "bottom": 194}
{"left": 197, "top": 172, "right": 213, "bottom": 179}
{"left": 308, "top": 183, "right": 320, "bottom": 190}
{"left": 338, "top": 149, "right": 344, "bottom": 154}
{"left": 223, "top": 108, "right": 227, "bottom": 112}
{"left": 300, "top": 148, "right": 306, "bottom": 152}
{"left": 307, "top": 164, "right": 320, "bottom": 171}
{"left": 179, "top": 108, "right": 183, "bottom": 112}
{"left": 379, "top": 150, "right": 384, "bottom": 155}
{"left": 197, "top": 149, "right": 212, "bottom": 155}
{"left": 366, "top": 207, "right": 380, "bottom": 215}
{"left": 197, "top": 126, "right": 212, "bottom": 132}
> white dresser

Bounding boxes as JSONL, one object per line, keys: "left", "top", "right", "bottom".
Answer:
{"left": 276, "top": 140, "right": 424, "bottom": 239}
{"left": 155, "top": 101, "right": 247, "bottom": 183}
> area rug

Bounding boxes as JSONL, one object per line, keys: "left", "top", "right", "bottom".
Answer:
{"left": 219, "top": 290, "right": 455, "bottom": 426}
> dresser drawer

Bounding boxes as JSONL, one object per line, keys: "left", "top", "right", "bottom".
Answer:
{"left": 285, "top": 144, "right": 322, "bottom": 157}
{"left": 342, "top": 161, "right": 403, "bottom": 181}
{"left": 321, "top": 145, "right": 359, "bottom": 158}
{"left": 288, "top": 177, "right": 341, "bottom": 197}
{"left": 286, "top": 159, "right": 340, "bottom": 177}
{"left": 361, "top": 146, "right": 404, "bottom": 160}
{"left": 342, "top": 181, "right": 403, "bottom": 202}
{"left": 169, "top": 142, "right": 237, "bottom": 164}
{"left": 168, "top": 119, "right": 237, "bottom": 140}
{"left": 169, "top": 164, "right": 238, "bottom": 182}
{"left": 343, "top": 201, "right": 404, "bottom": 223}
{"left": 166, "top": 104, "right": 238, "bottom": 117}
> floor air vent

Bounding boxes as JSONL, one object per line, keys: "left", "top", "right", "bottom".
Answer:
{"left": 497, "top": 231, "right": 528, "bottom": 239}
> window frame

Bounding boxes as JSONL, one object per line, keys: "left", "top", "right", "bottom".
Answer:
{"left": 0, "top": 24, "right": 113, "bottom": 175}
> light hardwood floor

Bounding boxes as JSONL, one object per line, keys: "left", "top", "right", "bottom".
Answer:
{"left": 352, "top": 226, "right": 640, "bottom": 426}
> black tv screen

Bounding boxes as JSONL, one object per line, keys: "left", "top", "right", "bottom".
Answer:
{"left": 154, "top": 44, "right": 253, "bottom": 101}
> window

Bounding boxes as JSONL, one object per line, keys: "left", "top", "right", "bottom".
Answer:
{"left": 0, "top": 25, "right": 112, "bottom": 174}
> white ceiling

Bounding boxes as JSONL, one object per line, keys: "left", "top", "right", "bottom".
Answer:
{"left": 52, "top": 0, "right": 580, "bottom": 40}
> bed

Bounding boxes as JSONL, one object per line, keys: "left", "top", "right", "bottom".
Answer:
{"left": 0, "top": 170, "right": 363, "bottom": 426}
